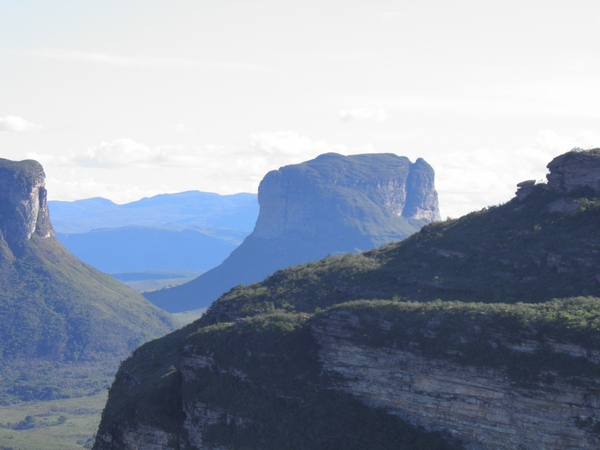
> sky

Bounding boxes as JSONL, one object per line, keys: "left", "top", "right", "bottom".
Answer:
{"left": 1, "top": 0, "right": 599, "bottom": 219}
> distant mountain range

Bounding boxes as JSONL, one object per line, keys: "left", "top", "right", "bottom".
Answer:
{"left": 48, "top": 191, "right": 259, "bottom": 274}
{"left": 146, "top": 153, "right": 441, "bottom": 312}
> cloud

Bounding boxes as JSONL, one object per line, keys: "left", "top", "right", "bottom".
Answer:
{"left": 250, "top": 131, "right": 344, "bottom": 157}
{"left": 10, "top": 48, "right": 269, "bottom": 72}
{"left": 340, "top": 108, "right": 388, "bottom": 122}
{"left": 429, "top": 129, "right": 600, "bottom": 219}
{"left": 0, "top": 116, "right": 41, "bottom": 132}
{"left": 38, "top": 132, "right": 357, "bottom": 203}
{"left": 74, "top": 139, "right": 160, "bottom": 168}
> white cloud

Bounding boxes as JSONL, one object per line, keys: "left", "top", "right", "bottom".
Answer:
{"left": 0, "top": 116, "right": 41, "bottom": 132}
{"left": 38, "top": 132, "right": 356, "bottom": 203}
{"left": 74, "top": 139, "right": 160, "bottom": 168}
{"left": 250, "top": 131, "right": 343, "bottom": 157}
{"left": 340, "top": 108, "right": 388, "bottom": 122}
{"left": 430, "top": 130, "right": 600, "bottom": 219}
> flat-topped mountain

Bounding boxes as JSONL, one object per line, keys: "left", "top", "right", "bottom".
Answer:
{"left": 0, "top": 158, "right": 177, "bottom": 403}
{"left": 96, "top": 149, "right": 600, "bottom": 450}
{"left": 145, "top": 153, "right": 441, "bottom": 312}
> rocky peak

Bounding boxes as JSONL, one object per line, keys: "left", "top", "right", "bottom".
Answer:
{"left": 546, "top": 148, "right": 600, "bottom": 193}
{"left": 252, "top": 153, "right": 441, "bottom": 240}
{"left": 0, "top": 158, "right": 54, "bottom": 251}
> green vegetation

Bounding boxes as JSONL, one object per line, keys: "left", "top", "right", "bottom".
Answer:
{"left": 0, "top": 391, "right": 106, "bottom": 450}
{"left": 0, "top": 234, "right": 177, "bottom": 404}
{"left": 204, "top": 185, "right": 600, "bottom": 323}
{"left": 332, "top": 297, "right": 600, "bottom": 385}
{"left": 103, "top": 313, "right": 461, "bottom": 449}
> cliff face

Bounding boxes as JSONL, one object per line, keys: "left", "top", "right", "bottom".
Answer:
{"left": 0, "top": 159, "right": 53, "bottom": 251}
{"left": 546, "top": 149, "right": 600, "bottom": 194}
{"left": 95, "top": 299, "right": 600, "bottom": 450}
{"left": 145, "top": 153, "right": 440, "bottom": 312}
{"left": 312, "top": 309, "right": 600, "bottom": 450}
{"left": 253, "top": 153, "right": 440, "bottom": 239}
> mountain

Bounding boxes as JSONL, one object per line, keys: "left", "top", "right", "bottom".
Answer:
{"left": 145, "top": 153, "right": 441, "bottom": 312}
{"left": 48, "top": 191, "right": 258, "bottom": 274}
{"left": 95, "top": 149, "right": 600, "bottom": 450}
{"left": 0, "top": 158, "right": 177, "bottom": 403}
{"left": 48, "top": 191, "right": 258, "bottom": 233}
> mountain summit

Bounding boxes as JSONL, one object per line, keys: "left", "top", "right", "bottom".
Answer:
{"left": 0, "top": 158, "right": 177, "bottom": 402}
{"left": 145, "top": 153, "right": 440, "bottom": 312}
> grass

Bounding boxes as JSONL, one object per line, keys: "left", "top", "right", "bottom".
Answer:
{"left": 0, "top": 392, "right": 106, "bottom": 450}
{"left": 172, "top": 307, "right": 207, "bottom": 326}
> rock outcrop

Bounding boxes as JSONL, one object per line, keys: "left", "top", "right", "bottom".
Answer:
{"left": 145, "top": 153, "right": 440, "bottom": 312}
{"left": 546, "top": 148, "right": 600, "bottom": 193}
{"left": 0, "top": 159, "right": 53, "bottom": 250}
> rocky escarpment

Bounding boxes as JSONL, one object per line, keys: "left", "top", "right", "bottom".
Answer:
{"left": 547, "top": 148, "right": 600, "bottom": 194}
{"left": 312, "top": 307, "right": 600, "bottom": 450}
{"left": 146, "top": 153, "right": 440, "bottom": 312}
{"left": 95, "top": 298, "right": 600, "bottom": 450}
{"left": 0, "top": 159, "right": 53, "bottom": 252}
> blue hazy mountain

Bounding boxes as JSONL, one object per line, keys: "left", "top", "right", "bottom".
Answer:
{"left": 48, "top": 191, "right": 259, "bottom": 273}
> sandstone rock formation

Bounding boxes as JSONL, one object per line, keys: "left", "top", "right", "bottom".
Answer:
{"left": 0, "top": 159, "right": 53, "bottom": 250}
{"left": 145, "top": 153, "right": 440, "bottom": 312}
{"left": 546, "top": 148, "right": 600, "bottom": 193}
{"left": 312, "top": 309, "right": 600, "bottom": 450}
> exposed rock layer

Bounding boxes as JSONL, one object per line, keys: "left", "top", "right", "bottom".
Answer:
{"left": 312, "top": 310, "right": 600, "bottom": 450}
{"left": 0, "top": 159, "right": 53, "bottom": 250}
{"left": 546, "top": 149, "right": 600, "bottom": 193}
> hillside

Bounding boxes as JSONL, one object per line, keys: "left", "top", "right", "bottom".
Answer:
{"left": 49, "top": 191, "right": 258, "bottom": 274}
{"left": 145, "top": 153, "right": 441, "bottom": 312}
{"left": 96, "top": 149, "right": 600, "bottom": 450}
{"left": 0, "top": 158, "right": 177, "bottom": 404}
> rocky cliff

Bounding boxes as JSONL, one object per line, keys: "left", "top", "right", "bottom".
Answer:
{"left": 95, "top": 149, "right": 600, "bottom": 450}
{"left": 546, "top": 148, "right": 600, "bottom": 194}
{"left": 0, "top": 159, "right": 53, "bottom": 250}
{"left": 145, "top": 153, "right": 440, "bottom": 312}
{"left": 0, "top": 158, "right": 177, "bottom": 403}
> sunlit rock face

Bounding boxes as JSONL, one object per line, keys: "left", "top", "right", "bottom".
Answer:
{"left": 0, "top": 158, "right": 54, "bottom": 251}
{"left": 546, "top": 148, "right": 600, "bottom": 194}
{"left": 253, "top": 153, "right": 440, "bottom": 239}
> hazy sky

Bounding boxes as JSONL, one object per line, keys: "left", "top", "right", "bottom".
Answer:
{"left": 1, "top": 0, "right": 599, "bottom": 218}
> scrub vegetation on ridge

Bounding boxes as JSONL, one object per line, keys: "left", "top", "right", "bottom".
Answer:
{"left": 96, "top": 150, "right": 600, "bottom": 450}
